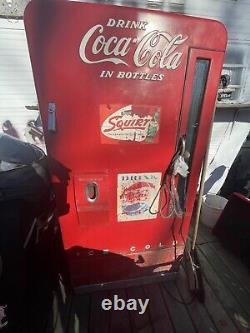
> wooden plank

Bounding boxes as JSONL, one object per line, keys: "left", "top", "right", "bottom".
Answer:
{"left": 143, "top": 283, "right": 174, "bottom": 333}
{"left": 198, "top": 243, "right": 250, "bottom": 318}
{"left": 160, "top": 279, "right": 197, "bottom": 333}
{"left": 202, "top": 274, "right": 240, "bottom": 333}
{"left": 210, "top": 241, "right": 250, "bottom": 291}
{"left": 109, "top": 289, "right": 131, "bottom": 333}
{"left": 197, "top": 224, "right": 250, "bottom": 292}
{"left": 197, "top": 247, "right": 250, "bottom": 332}
{"left": 195, "top": 223, "right": 214, "bottom": 243}
{"left": 176, "top": 265, "right": 218, "bottom": 333}
{"left": 126, "top": 286, "right": 152, "bottom": 333}
{"left": 89, "top": 290, "right": 111, "bottom": 333}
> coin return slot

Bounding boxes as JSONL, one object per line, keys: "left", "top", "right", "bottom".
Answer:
{"left": 86, "top": 182, "right": 98, "bottom": 202}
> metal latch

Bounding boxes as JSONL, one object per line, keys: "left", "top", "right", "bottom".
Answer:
{"left": 48, "top": 102, "right": 56, "bottom": 132}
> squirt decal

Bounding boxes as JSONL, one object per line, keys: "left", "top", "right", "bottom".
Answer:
{"left": 100, "top": 104, "right": 160, "bottom": 143}
{"left": 117, "top": 173, "right": 161, "bottom": 222}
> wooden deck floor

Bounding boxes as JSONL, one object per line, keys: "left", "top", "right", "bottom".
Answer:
{"left": 47, "top": 224, "right": 250, "bottom": 333}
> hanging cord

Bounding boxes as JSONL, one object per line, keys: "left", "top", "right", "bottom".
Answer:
{"left": 161, "top": 253, "right": 196, "bottom": 305}
{"left": 148, "top": 136, "right": 200, "bottom": 305}
{"left": 149, "top": 136, "right": 187, "bottom": 219}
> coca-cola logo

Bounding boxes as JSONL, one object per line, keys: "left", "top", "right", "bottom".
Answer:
{"left": 100, "top": 105, "right": 160, "bottom": 143}
{"left": 79, "top": 18, "right": 188, "bottom": 71}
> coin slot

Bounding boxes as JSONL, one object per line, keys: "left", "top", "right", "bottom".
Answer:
{"left": 86, "top": 182, "right": 98, "bottom": 202}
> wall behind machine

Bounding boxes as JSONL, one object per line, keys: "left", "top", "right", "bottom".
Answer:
{"left": 0, "top": 17, "right": 44, "bottom": 148}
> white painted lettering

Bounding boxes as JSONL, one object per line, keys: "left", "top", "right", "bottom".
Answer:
{"left": 107, "top": 18, "right": 116, "bottom": 27}
{"left": 125, "top": 20, "right": 131, "bottom": 28}
{"left": 134, "top": 31, "right": 187, "bottom": 69}
{"left": 117, "top": 71, "right": 125, "bottom": 78}
{"left": 103, "top": 36, "right": 118, "bottom": 55}
{"left": 130, "top": 21, "right": 140, "bottom": 29}
{"left": 79, "top": 25, "right": 128, "bottom": 65}
{"left": 117, "top": 19, "right": 125, "bottom": 28}
{"left": 139, "top": 21, "right": 148, "bottom": 30}
{"left": 79, "top": 23, "right": 188, "bottom": 70}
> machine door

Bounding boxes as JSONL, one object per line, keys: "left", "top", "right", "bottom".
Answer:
{"left": 24, "top": 1, "right": 227, "bottom": 287}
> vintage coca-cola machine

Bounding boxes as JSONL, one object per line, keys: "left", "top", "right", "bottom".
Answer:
{"left": 24, "top": 0, "right": 227, "bottom": 290}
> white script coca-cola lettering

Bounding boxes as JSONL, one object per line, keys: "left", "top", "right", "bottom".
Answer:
{"left": 79, "top": 19, "right": 188, "bottom": 69}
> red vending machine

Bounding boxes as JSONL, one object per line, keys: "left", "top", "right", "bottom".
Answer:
{"left": 24, "top": 0, "right": 227, "bottom": 290}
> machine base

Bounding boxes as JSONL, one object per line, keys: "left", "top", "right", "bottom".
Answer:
{"left": 74, "top": 270, "right": 178, "bottom": 294}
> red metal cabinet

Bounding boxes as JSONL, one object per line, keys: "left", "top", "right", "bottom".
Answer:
{"left": 24, "top": 1, "right": 227, "bottom": 289}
